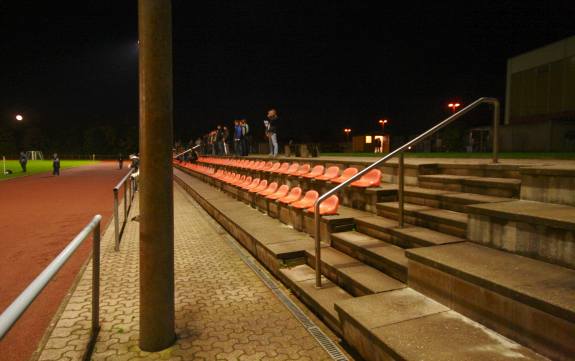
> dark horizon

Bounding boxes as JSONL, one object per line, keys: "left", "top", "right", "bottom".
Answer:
{"left": 0, "top": 1, "right": 573, "bottom": 153}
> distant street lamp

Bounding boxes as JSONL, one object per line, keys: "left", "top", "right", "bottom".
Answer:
{"left": 447, "top": 102, "right": 461, "bottom": 113}
{"left": 344, "top": 128, "right": 351, "bottom": 141}
{"left": 16, "top": 114, "right": 23, "bottom": 121}
{"left": 378, "top": 119, "right": 388, "bottom": 132}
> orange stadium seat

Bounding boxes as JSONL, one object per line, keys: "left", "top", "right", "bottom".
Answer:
{"left": 294, "top": 164, "right": 311, "bottom": 176}
{"left": 302, "top": 165, "right": 324, "bottom": 178}
{"left": 350, "top": 169, "right": 382, "bottom": 188}
{"left": 283, "top": 163, "right": 300, "bottom": 175}
{"left": 331, "top": 167, "right": 358, "bottom": 183}
{"left": 278, "top": 187, "right": 303, "bottom": 204}
{"left": 305, "top": 195, "right": 339, "bottom": 215}
{"left": 290, "top": 190, "right": 319, "bottom": 209}
{"left": 249, "top": 179, "right": 268, "bottom": 193}
{"left": 258, "top": 182, "right": 279, "bottom": 196}
{"left": 266, "top": 184, "right": 290, "bottom": 199}
{"left": 314, "top": 166, "right": 340, "bottom": 181}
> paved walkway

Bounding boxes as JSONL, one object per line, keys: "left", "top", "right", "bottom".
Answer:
{"left": 35, "top": 184, "right": 348, "bottom": 361}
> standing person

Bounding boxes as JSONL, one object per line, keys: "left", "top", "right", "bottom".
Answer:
{"left": 233, "top": 120, "right": 243, "bottom": 156}
{"left": 265, "top": 109, "right": 279, "bottom": 157}
{"left": 52, "top": 153, "right": 61, "bottom": 176}
{"left": 240, "top": 119, "right": 250, "bottom": 156}
{"left": 118, "top": 153, "right": 124, "bottom": 169}
{"left": 222, "top": 126, "right": 230, "bottom": 155}
{"left": 19, "top": 151, "right": 27, "bottom": 172}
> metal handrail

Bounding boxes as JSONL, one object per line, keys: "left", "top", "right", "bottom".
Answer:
{"left": 0, "top": 215, "right": 102, "bottom": 346}
{"left": 113, "top": 169, "right": 135, "bottom": 251}
{"left": 174, "top": 145, "right": 200, "bottom": 159}
{"left": 313, "top": 97, "right": 500, "bottom": 287}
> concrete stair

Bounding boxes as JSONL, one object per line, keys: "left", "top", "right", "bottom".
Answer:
{"left": 467, "top": 200, "right": 575, "bottom": 269}
{"left": 329, "top": 230, "right": 408, "bottom": 282}
{"left": 304, "top": 246, "right": 406, "bottom": 295}
{"left": 335, "top": 289, "right": 547, "bottom": 361}
{"left": 376, "top": 201, "right": 468, "bottom": 237}
{"left": 418, "top": 174, "right": 521, "bottom": 198}
{"left": 407, "top": 242, "right": 575, "bottom": 361}
{"left": 404, "top": 185, "right": 512, "bottom": 212}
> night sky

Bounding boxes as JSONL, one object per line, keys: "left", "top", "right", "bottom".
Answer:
{"left": 0, "top": 1, "right": 573, "bottom": 149}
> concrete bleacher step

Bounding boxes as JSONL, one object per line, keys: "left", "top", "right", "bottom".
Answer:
{"left": 305, "top": 246, "right": 406, "bottom": 295}
{"left": 335, "top": 288, "right": 547, "bottom": 361}
{"left": 329, "top": 230, "right": 408, "bottom": 282}
{"left": 466, "top": 200, "right": 575, "bottom": 268}
{"left": 404, "top": 185, "right": 512, "bottom": 212}
{"left": 376, "top": 201, "right": 468, "bottom": 237}
{"left": 279, "top": 264, "right": 352, "bottom": 334}
{"left": 354, "top": 213, "right": 465, "bottom": 248}
{"left": 418, "top": 174, "right": 521, "bottom": 198}
{"left": 407, "top": 242, "right": 575, "bottom": 360}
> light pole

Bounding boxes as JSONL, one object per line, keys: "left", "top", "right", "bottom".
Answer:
{"left": 447, "top": 102, "right": 461, "bottom": 113}
{"left": 344, "top": 128, "right": 351, "bottom": 141}
{"left": 378, "top": 119, "right": 388, "bottom": 132}
{"left": 16, "top": 115, "right": 23, "bottom": 121}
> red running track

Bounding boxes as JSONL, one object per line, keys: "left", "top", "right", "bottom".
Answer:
{"left": 0, "top": 162, "right": 128, "bottom": 361}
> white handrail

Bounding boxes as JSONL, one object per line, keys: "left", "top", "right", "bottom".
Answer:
{"left": 0, "top": 215, "right": 102, "bottom": 341}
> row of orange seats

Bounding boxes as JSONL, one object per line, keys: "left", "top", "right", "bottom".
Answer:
{"left": 198, "top": 157, "right": 382, "bottom": 188}
{"left": 176, "top": 161, "right": 339, "bottom": 215}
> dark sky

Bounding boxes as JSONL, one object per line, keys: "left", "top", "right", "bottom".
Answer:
{"left": 0, "top": 0, "right": 573, "bottom": 144}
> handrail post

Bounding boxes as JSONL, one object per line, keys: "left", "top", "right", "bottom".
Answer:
{"left": 113, "top": 189, "right": 120, "bottom": 251}
{"left": 314, "top": 202, "right": 322, "bottom": 288}
{"left": 123, "top": 182, "right": 128, "bottom": 221}
{"left": 492, "top": 99, "right": 500, "bottom": 163}
{"left": 398, "top": 153, "right": 405, "bottom": 228}
{"left": 91, "top": 220, "right": 100, "bottom": 338}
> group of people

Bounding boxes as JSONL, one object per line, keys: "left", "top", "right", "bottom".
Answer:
{"left": 197, "top": 108, "right": 280, "bottom": 158}
{"left": 18, "top": 152, "right": 60, "bottom": 176}
{"left": 201, "top": 119, "right": 251, "bottom": 156}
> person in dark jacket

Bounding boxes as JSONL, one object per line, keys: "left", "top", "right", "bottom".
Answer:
{"left": 265, "top": 109, "right": 279, "bottom": 157}
{"left": 52, "top": 153, "right": 61, "bottom": 176}
{"left": 19, "top": 151, "right": 27, "bottom": 172}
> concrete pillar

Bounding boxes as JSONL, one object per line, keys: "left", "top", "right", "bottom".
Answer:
{"left": 138, "top": 0, "right": 175, "bottom": 351}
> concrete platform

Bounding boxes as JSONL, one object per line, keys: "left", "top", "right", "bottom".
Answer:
{"left": 466, "top": 200, "right": 575, "bottom": 268}
{"left": 407, "top": 242, "right": 575, "bottom": 360}
{"left": 335, "top": 289, "right": 546, "bottom": 361}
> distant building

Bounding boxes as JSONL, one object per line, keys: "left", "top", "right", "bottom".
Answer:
{"left": 501, "top": 35, "right": 575, "bottom": 152}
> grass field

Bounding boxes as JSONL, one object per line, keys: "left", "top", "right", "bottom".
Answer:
{"left": 0, "top": 160, "right": 98, "bottom": 181}
{"left": 320, "top": 152, "right": 575, "bottom": 159}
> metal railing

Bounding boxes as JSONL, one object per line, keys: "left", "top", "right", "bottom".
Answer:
{"left": 114, "top": 169, "right": 136, "bottom": 251}
{"left": 0, "top": 215, "right": 102, "bottom": 353}
{"left": 313, "top": 97, "right": 500, "bottom": 287}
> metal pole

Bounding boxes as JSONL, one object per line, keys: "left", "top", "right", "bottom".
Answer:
{"left": 113, "top": 189, "right": 120, "bottom": 251}
{"left": 398, "top": 153, "right": 405, "bottom": 228}
{"left": 138, "top": 0, "right": 175, "bottom": 351}
{"left": 123, "top": 182, "right": 128, "bottom": 221}
{"left": 91, "top": 221, "right": 100, "bottom": 337}
{"left": 492, "top": 100, "right": 500, "bottom": 163}
{"left": 314, "top": 208, "right": 322, "bottom": 288}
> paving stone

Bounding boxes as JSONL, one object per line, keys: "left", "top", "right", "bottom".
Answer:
{"left": 35, "top": 184, "right": 345, "bottom": 360}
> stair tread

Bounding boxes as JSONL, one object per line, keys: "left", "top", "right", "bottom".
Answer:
{"left": 404, "top": 186, "right": 457, "bottom": 196}
{"left": 390, "top": 227, "right": 464, "bottom": 246}
{"left": 406, "top": 242, "right": 575, "bottom": 322}
{"left": 463, "top": 176, "right": 521, "bottom": 186}
{"left": 332, "top": 231, "right": 407, "bottom": 266}
{"left": 419, "top": 174, "right": 471, "bottom": 182}
{"left": 354, "top": 215, "right": 400, "bottom": 229}
{"left": 466, "top": 199, "right": 575, "bottom": 230}
{"left": 281, "top": 264, "right": 352, "bottom": 322}
{"left": 336, "top": 289, "right": 547, "bottom": 361}
{"left": 441, "top": 192, "right": 512, "bottom": 204}
{"left": 378, "top": 202, "right": 468, "bottom": 225}
{"left": 308, "top": 244, "right": 406, "bottom": 293}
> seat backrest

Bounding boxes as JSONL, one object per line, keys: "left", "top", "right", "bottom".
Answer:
{"left": 297, "top": 164, "right": 311, "bottom": 174}
{"left": 278, "top": 162, "right": 290, "bottom": 171}
{"left": 365, "top": 169, "right": 381, "bottom": 182}
{"left": 274, "top": 184, "right": 290, "bottom": 195}
{"left": 302, "top": 190, "right": 319, "bottom": 202}
{"left": 309, "top": 165, "right": 324, "bottom": 175}
{"left": 320, "top": 195, "right": 339, "bottom": 214}
{"left": 287, "top": 186, "right": 302, "bottom": 198}
{"left": 264, "top": 182, "right": 278, "bottom": 192}
{"left": 324, "top": 166, "right": 340, "bottom": 177}
{"left": 286, "top": 163, "right": 299, "bottom": 173}
{"left": 341, "top": 167, "right": 358, "bottom": 178}
{"left": 270, "top": 162, "right": 281, "bottom": 171}
{"left": 243, "top": 176, "right": 252, "bottom": 185}
{"left": 255, "top": 179, "right": 268, "bottom": 190}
